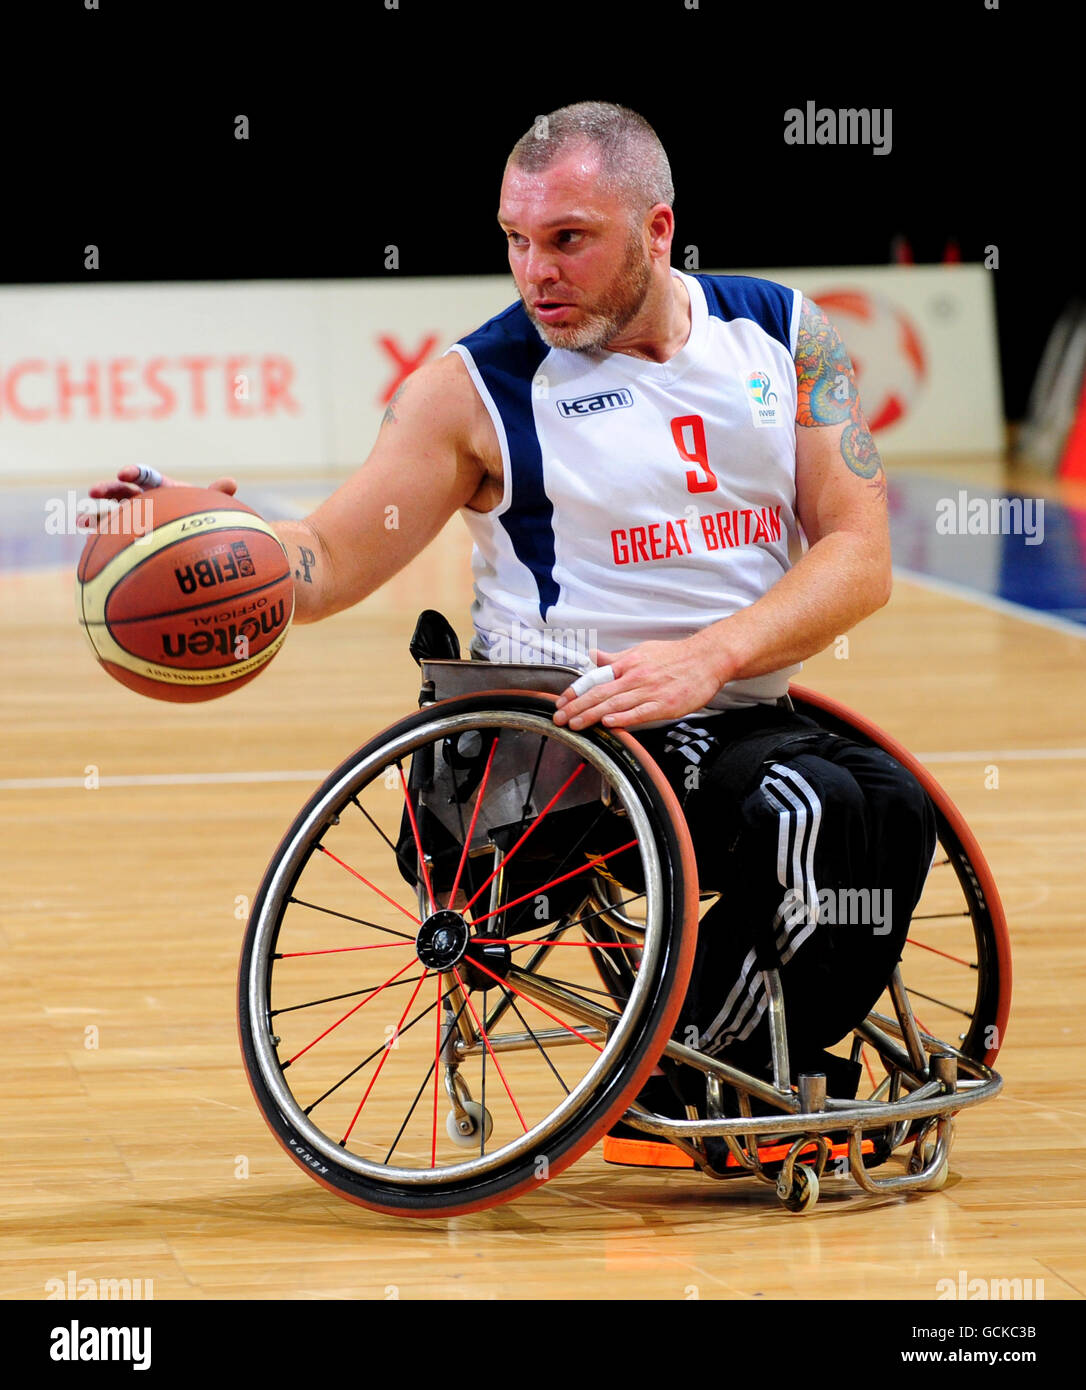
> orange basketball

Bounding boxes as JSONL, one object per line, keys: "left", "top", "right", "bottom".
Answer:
{"left": 76, "top": 486, "right": 294, "bottom": 702}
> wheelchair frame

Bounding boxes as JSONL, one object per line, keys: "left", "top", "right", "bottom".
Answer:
{"left": 237, "top": 655, "right": 1009, "bottom": 1217}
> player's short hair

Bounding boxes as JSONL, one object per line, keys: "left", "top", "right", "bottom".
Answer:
{"left": 507, "top": 102, "right": 674, "bottom": 217}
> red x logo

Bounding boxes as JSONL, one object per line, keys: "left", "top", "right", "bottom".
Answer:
{"left": 377, "top": 334, "right": 439, "bottom": 404}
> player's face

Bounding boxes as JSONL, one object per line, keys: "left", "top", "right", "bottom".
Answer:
{"left": 499, "top": 149, "right": 653, "bottom": 353}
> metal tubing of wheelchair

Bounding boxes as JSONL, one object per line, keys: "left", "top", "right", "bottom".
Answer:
{"left": 506, "top": 963, "right": 801, "bottom": 1114}
{"left": 798, "top": 1072, "right": 826, "bottom": 1112}
{"left": 454, "top": 1026, "right": 607, "bottom": 1058}
{"left": 860, "top": 1010, "right": 993, "bottom": 1084}
{"left": 488, "top": 845, "right": 505, "bottom": 932}
{"left": 853, "top": 1018, "right": 923, "bottom": 1084}
{"left": 618, "top": 1070, "right": 1001, "bottom": 1142}
{"left": 586, "top": 886, "right": 646, "bottom": 940}
{"left": 765, "top": 968, "right": 791, "bottom": 1092}
{"left": 660, "top": 1036, "right": 797, "bottom": 1111}
{"left": 888, "top": 965, "right": 929, "bottom": 1075}
{"left": 443, "top": 980, "right": 478, "bottom": 1049}
{"left": 847, "top": 1114, "right": 953, "bottom": 1194}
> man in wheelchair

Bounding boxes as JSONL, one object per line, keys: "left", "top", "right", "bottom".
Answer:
{"left": 92, "top": 102, "right": 1001, "bottom": 1208}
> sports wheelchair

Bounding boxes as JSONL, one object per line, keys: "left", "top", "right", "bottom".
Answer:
{"left": 238, "top": 622, "right": 1009, "bottom": 1217}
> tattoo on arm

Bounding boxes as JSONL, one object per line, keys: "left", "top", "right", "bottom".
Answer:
{"left": 382, "top": 382, "right": 408, "bottom": 426}
{"left": 295, "top": 546, "right": 316, "bottom": 583}
{"left": 795, "top": 297, "right": 887, "bottom": 499}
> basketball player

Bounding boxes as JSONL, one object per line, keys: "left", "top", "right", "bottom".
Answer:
{"left": 90, "top": 102, "right": 936, "bottom": 1168}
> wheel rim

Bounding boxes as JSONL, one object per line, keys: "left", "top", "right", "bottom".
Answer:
{"left": 244, "top": 708, "right": 673, "bottom": 1186}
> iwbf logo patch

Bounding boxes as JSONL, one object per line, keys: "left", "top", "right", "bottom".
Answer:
{"left": 746, "top": 372, "right": 781, "bottom": 428}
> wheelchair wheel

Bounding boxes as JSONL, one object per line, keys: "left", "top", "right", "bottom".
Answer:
{"left": 238, "top": 692, "right": 698, "bottom": 1217}
{"left": 789, "top": 685, "right": 1012, "bottom": 1078}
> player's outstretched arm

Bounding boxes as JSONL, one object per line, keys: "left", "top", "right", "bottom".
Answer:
{"left": 83, "top": 353, "right": 488, "bottom": 625}
{"left": 277, "top": 354, "right": 487, "bottom": 623}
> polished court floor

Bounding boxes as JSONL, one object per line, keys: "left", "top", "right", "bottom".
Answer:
{"left": 2, "top": 457, "right": 1085, "bottom": 1300}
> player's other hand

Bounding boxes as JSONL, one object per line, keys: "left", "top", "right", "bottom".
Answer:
{"left": 553, "top": 637, "right": 728, "bottom": 730}
{"left": 79, "top": 466, "right": 239, "bottom": 531}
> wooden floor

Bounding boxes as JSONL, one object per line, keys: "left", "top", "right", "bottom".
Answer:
{"left": 3, "top": 468, "right": 1086, "bottom": 1301}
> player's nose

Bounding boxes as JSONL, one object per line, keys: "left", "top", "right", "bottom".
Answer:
{"left": 522, "top": 243, "right": 560, "bottom": 288}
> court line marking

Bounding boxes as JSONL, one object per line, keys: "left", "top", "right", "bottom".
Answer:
{"left": 0, "top": 771, "right": 329, "bottom": 790}
{"left": 5, "top": 748, "right": 1086, "bottom": 791}
{"left": 894, "top": 564, "right": 1086, "bottom": 641}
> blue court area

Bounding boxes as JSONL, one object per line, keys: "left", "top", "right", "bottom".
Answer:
{"left": 5, "top": 472, "right": 1086, "bottom": 632}
{"left": 886, "top": 473, "right": 1086, "bottom": 630}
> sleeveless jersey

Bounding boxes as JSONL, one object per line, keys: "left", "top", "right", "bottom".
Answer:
{"left": 446, "top": 269, "right": 804, "bottom": 710}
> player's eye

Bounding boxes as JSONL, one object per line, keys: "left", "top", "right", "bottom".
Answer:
{"left": 557, "top": 230, "right": 583, "bottom": 246}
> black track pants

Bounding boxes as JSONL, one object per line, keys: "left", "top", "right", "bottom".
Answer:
{"left": 634, "top": 703, "right": 938, "bottom": 1075}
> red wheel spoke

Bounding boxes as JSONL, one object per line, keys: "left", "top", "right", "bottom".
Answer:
{"left": 397, "top": 765, "right": 437, "bottom": 916}
{"left": 343, "top": 969, "right": 431, "bottom": 1143}
{"left": 906, "top": 937, "right": 974, "bottom": 969}
{"left": 316, "top": 844, "right": 421, "bottom": 925}
{"left": 463, "top": 762, "right": 589, "bottom": 912}
{"left": 470, "top": 840, "right": 638, "bottom": 927}
{"left": 449, "top": 737, "right": 499, "bottom": 904}
{"left": 468, "top": 958, "right": 605, "bottom": 1053}
{"left": 452, "top": 967, "right": 528, "bottom": 1131}
{"left": 432, "top": 973, "right": 443, "bottom": 1168}
{"left": 861, "top": 1045, "right": 878, "bottom": 1092}
{"left": 505, "top": 940, "right": 640, "bottom": 949}
{"left": 279, "top": 942, "right": 415, "bottom": 958}
{"left": 287, "top": 956, "right": 418, "bottom": 1066}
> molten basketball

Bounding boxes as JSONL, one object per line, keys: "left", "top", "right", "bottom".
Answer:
{"left": 76, "top": 486, "right": 294, "bottom": 702}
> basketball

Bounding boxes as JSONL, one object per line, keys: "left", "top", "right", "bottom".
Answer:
{"left": 76, "top": 486, "right": 294, "bottom": 702}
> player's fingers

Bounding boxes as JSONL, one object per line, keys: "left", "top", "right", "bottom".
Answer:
{"left": 554, "top": 666, "right": 627, "bottom": 723}
{"left": 596, "top": 701, "right": 664, "bottom": 730}
{"left": 87, "top": 480, "right": 142, "bottom": 501}
{"left": 562, "top": 680, "right": 657, "bottom": 730}
{"left": 555, "top": 662, "right": 617, "bottom": 712}
{"left": 208, "top": 476, "right": 238, "bottom": 495}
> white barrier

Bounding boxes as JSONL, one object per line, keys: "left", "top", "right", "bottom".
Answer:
{"left": 0, "top": 265, "right": 1002, "bottom": 480}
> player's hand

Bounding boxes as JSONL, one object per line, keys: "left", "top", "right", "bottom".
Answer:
{"left": 79, "top": 466, "right": 239, "bottom": 531}
{"left": 553, "top": 637, "right": 728, "bottom": 730}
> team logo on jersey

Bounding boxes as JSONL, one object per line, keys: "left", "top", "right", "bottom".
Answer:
{"left": 746, "top": 371, "right": 781, "bottom": 428}
{"left": 556, "top": 388, "right": 635, "bottom": 418}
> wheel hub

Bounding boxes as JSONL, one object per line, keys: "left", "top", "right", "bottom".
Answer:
{"left": 416, "top": 910, "right": 470, "bottom": 970}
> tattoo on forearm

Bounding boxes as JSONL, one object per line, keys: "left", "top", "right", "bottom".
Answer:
{"left": 795, "top": 297, "right": 887, "bottom": 498}
{"left": 295, "top": 546, "right": 316, "bottom": 583}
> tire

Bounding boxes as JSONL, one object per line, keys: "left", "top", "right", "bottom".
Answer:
{"left": 238, "top": 692, "right": 698, "bottom": 1217}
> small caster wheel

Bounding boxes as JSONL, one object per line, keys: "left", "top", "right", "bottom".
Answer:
{"left": 777, "top": 1163, "right": 819, "bottom": 1213}
{"left": 908, "top": 1137, "right": 949, "bottom": 1191}
{"left": 446, "top": 1101, "right": 493, "bottom": 1148}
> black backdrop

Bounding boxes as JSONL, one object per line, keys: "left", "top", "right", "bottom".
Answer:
{"left": 7, "top": 0, "right": 1076, "bottom": 419}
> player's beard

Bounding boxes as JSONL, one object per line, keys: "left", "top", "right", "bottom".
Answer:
{"left": 524, "top": 228, "right": 653, "bottom": 353}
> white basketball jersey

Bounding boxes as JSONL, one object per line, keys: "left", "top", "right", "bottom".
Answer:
{"left": 446, "top": 269, "right": 804, "bottom": 710}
